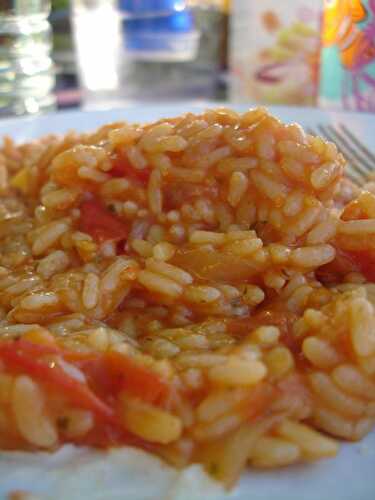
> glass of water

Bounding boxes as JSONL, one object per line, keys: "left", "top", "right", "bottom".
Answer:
{"left": 0, "top": 0, "right": 56, "bottom": 117}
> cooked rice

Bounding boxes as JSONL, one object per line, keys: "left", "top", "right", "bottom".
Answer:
{"left": 0, "top": 107, "right": 374, "bottom": 488}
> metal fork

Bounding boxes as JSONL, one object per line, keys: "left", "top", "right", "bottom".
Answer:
{"left": 306, "top": 123, "right": 375, "bottom": 185}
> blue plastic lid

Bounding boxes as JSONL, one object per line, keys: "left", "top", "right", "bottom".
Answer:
{"left": 119, "top": 0, "right": 197, "bottom": 57}
{"left": 119, "top": 0, "right": 187, "bottom": 14}
{"left": 123, "top": 9, "right": 194, "bottom": 34}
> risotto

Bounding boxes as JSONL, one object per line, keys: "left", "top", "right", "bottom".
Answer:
{"left": 0, "top": 107, "right": 374, "bottom": 488}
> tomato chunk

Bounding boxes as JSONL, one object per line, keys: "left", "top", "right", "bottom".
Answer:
{"left": 106, "top": 351, "right": 170, "bottom": 405}
{"left": 0, "top": 340, "right": 171, "bottom": 427}
{"left": 247, "top": 382, "right": 277, "bottom": 421}
{"left": 0, "top": 340, "right": 115, "bottom": 423}
{"left": 110, "top": 153, "right": 151, "bottom": 186}
{"left": 344, "top": 250, "right": 375, "bottom": 282}
{"left": 75, "top": 351, "right": 170, "bottom": 406}
{"left": 79, "top": 198, "right": 129, "bottom": 243}
{"left": 318, "top": 248, "right": 375, "bottom": 283}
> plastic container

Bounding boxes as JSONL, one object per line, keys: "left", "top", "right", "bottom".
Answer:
{"left": 119, "top": 0, "right": 185, "bottom": 14}
{"left": 72, "top": 0, "right": 225, "bottom": 108}
{"left": 119, "top": 0, "right": 200, "bottom": 61}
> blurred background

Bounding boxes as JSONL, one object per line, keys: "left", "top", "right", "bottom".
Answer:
{"left": 1, "top": 0, "right": 375, "bottom": 117}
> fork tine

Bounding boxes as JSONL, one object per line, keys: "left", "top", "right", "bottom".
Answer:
{"left": 342, "top": 171, "right": 362, "bottom": 186}
{"left": 305, "top": 127, "right": 315, "bottom": 136}
{"left": 339, "top": 124, "right": 375, "bottom": 167}
{"left": 325, "top": 124, "right": 373, "bottom": 173}
{"left": 317, "top": 124, "right": 370, "bottom": 181}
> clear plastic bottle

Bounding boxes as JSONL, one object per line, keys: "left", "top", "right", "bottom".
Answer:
{"left": 0, "top": 0, "right": 56, "bottom": 116}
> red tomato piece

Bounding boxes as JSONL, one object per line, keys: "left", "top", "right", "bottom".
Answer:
{"left": 0, "top": 340, "right": 173, "bottom": 447}
{"left": 247, "top": 382, "right": 277, "bottom": 421}
{"left": 105, "top": 351, "right": 170, "bottom": 405}
{"left": 71, "top": 351, "right": 171, "bottom": 406}
{"left": 79, "top": 199, "right": 129, "bottom": 243}
{"left": 110, "top": 153, "right": 151, "bottom": 186}
{"left": 318, "top": 247, "right": 375, "bottom": 283}
{"left": 345, "top": 250, "right": 375, "bottom": 282}
{"left": 0, "top": 340, "right": 115, "bottom": 423}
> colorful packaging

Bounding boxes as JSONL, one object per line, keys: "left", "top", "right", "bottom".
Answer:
{"left": 229, "top": 0, "right": 321, "bottom": 106}
{"left": 319, "top": 0, "right": 375, "bottom": 111}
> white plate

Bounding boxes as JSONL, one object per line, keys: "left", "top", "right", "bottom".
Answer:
{"left": 3, "top": 103, "right": 375, "bottom": 146}
{"left": 1, "top": 104, "right": 375, "bottom": 500}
